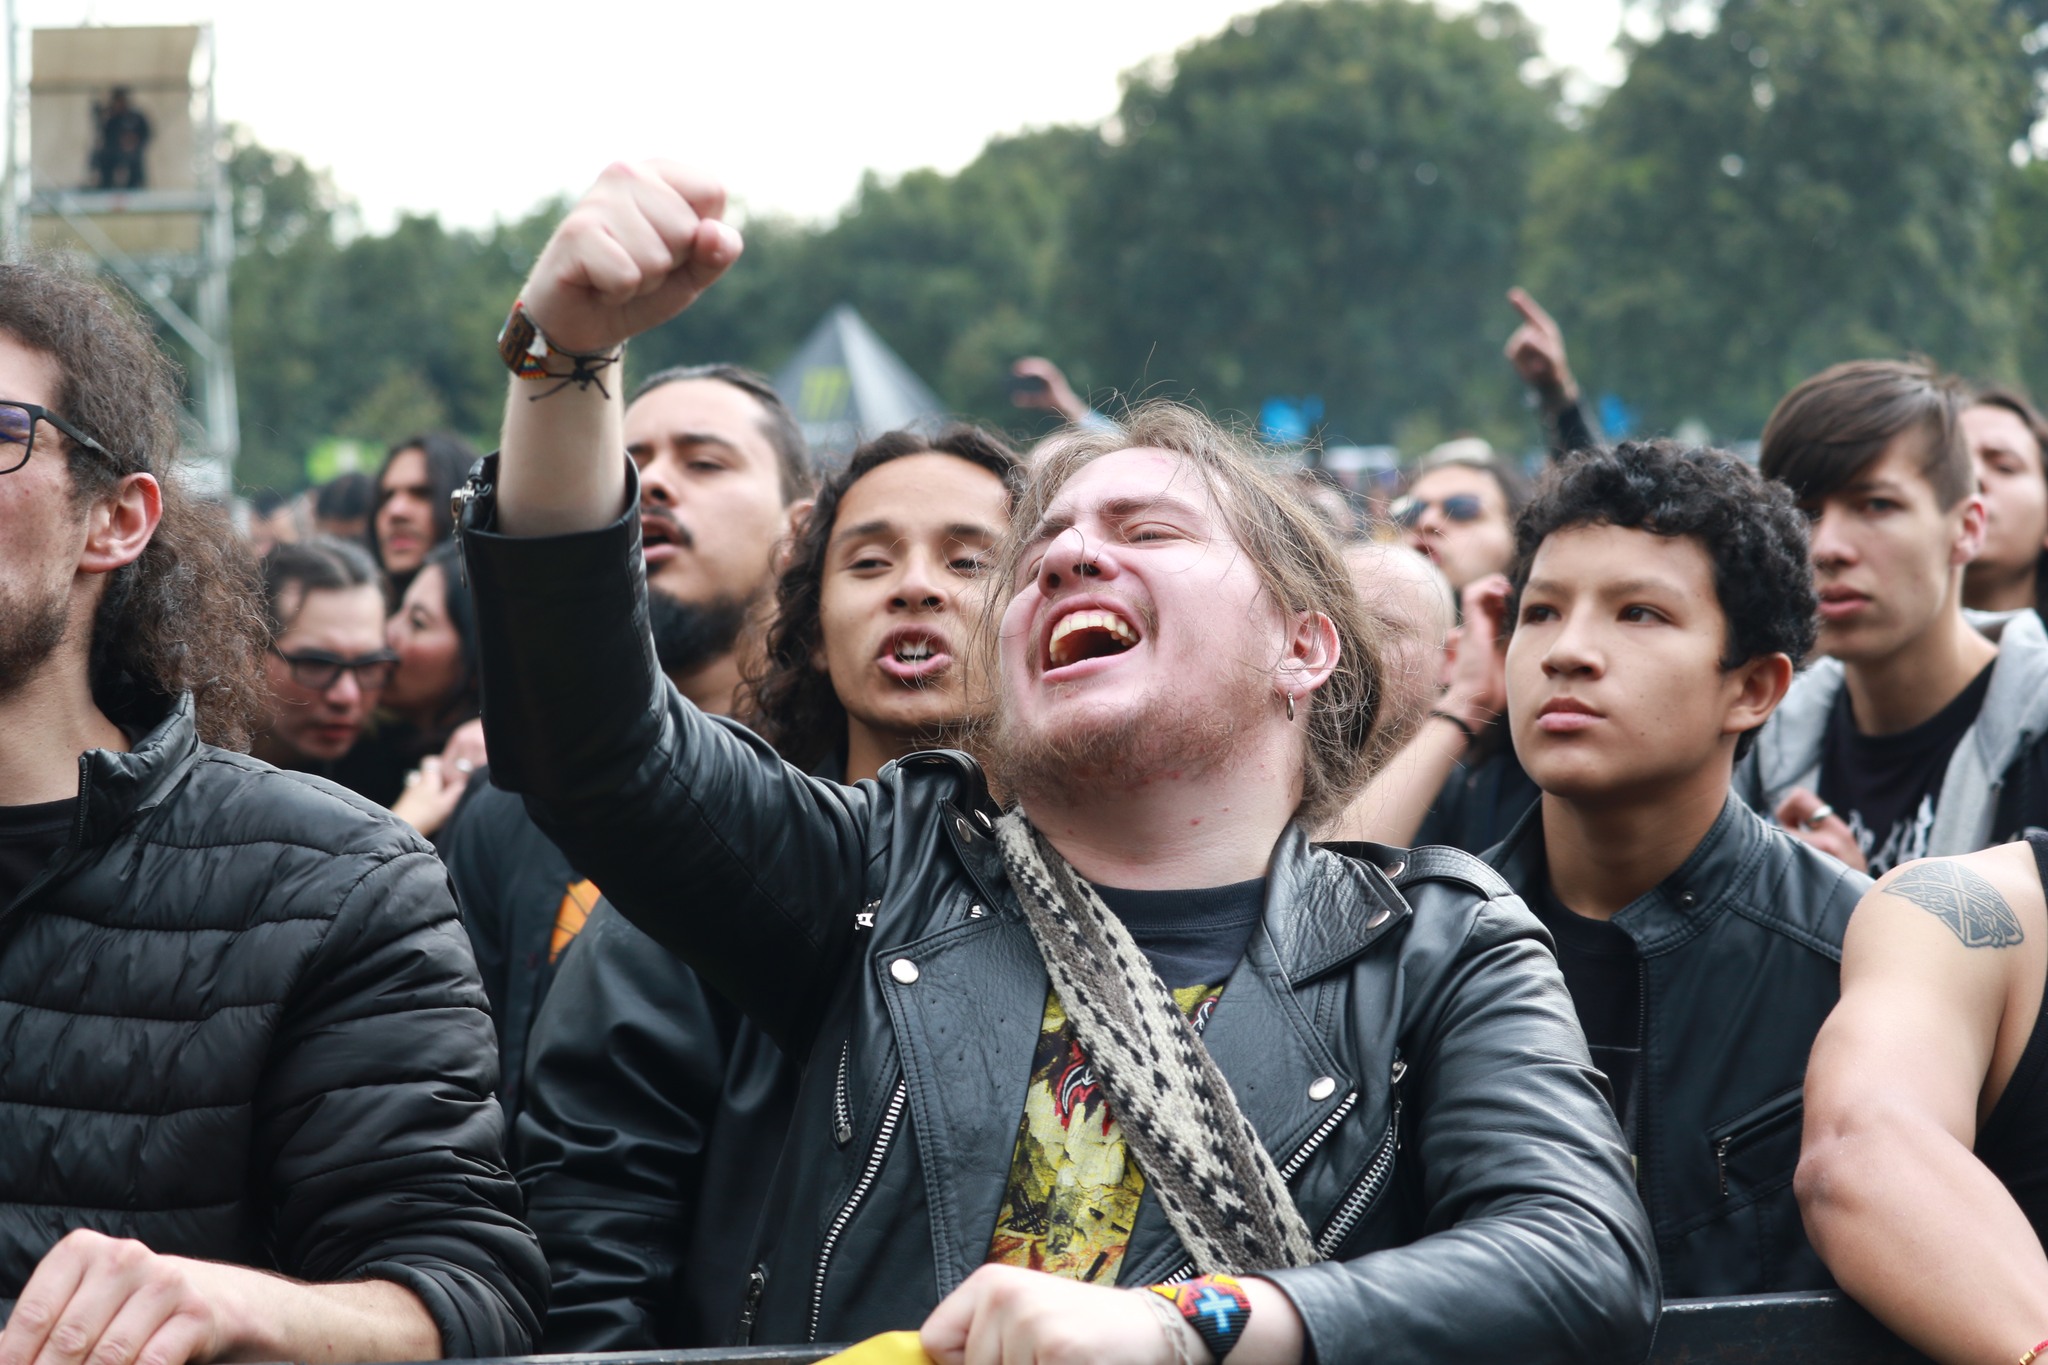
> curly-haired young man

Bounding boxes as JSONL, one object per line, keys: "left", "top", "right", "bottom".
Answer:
{"left": 1483, "top": 440, "right": 1869, "bottom": 1297}
{"left": 0, "top": 259, "right": 544, "bottom": 1365}
{"left": 515, "top": 424, "right": 1019, "bottom": 1352}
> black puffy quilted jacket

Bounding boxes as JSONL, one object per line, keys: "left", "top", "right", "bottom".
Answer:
{"left": 0, "top": 690, "right": 547, "bottom": 1356}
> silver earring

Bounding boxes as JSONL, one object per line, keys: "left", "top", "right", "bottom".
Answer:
{"left": 1285, "top": 692, "right": 1296, "bottom": 722}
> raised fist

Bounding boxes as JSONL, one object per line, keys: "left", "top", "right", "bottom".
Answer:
{"left": 519, "top": 160, "right": 743, "bottom": 356}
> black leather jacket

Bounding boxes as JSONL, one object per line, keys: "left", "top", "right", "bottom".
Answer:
{"left": 1487, "top": 794, "right": 1867, "bottom": 1297}
{"left": 460, "top": 466, "right": 1659, "bottom": 1363}
{"left": 517, "top": 901, "right": 797, "bottom": 1351}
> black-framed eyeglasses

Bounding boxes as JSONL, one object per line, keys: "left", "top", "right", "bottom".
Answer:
{"left": 0, "top": 401, "right": 117, "bottom": 475}
{"left": 269, "top": 647, "right": 400, "bottom": 693}
{"left": 1390, "top": 492, "right": 1486, "bottom": 529}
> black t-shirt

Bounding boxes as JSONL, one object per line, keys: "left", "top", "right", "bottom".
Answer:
{"left": 1820, "top": 663, "right": 1993, "bottom": 877}
{"left": 1094, "top": 878, "right": 1264, "bottom": 989}
{"left": 1977, "top": 831, "right": 2048, "bottom": 1244}
{"left": 1531, "top": 881, "right": 1642, "bottom": 1129}
{"left": 0, "top": 798, "right": 73, "bottom": 909}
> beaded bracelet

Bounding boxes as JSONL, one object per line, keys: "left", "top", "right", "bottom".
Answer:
{"left": 1146, "top": 1274, "right": 1252, "bottom": 1362}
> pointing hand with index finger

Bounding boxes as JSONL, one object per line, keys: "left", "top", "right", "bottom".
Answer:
{"left": 519, "top": 159, "right": 743, "bottom": 357}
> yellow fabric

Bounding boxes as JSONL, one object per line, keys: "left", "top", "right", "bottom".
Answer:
{"left": 550, "top": 878, "right": 600, "bottom": 962}
{"left": 986, "top": 982, "right": 1220, "bottom": 1282}
{"left": 819, "top": 1330, "right": 933, "bottom": 1364}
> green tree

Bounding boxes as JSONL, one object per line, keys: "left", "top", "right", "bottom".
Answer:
{"left": 1053, "top": 0, "right": 1563, "bottom": 446}
{"left": 1528, "top": 0, "right": 2036, "bottom": 436}
{"left": 634, "top": 125, "right": 1090, "bottom": 431}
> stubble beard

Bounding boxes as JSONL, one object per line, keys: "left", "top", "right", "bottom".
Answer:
{"left": 0, "top": 580, "right": 70, "bottom": 700}
{"left": 990, "top": 667, "right": 1263, "bottom": 811}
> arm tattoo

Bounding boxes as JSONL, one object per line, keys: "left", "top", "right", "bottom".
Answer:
{"left": 1886, "top": 861, "right": 2026, "bottom": 949}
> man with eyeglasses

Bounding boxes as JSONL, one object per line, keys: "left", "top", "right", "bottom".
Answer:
{"left": 0, "top": 260, "right": 544, "bottom": 1362}
{"left": 252, "top": 538, "right": 397, "bottom": 775}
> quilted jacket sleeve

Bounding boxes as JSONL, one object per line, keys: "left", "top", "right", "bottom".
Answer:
{"left": 258, "top": 840, "right": 549, "bottom": 1358}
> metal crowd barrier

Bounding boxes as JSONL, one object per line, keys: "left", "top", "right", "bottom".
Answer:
{"left": 437, "top": 1292, "right": 1932, "bottom": 1365}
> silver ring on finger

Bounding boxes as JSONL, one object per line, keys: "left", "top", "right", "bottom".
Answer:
{"left": 1803, "top": 803, "right": 1836, "bottom": 830}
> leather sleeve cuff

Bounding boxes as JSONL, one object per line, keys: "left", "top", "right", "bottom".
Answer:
{"left": 457, "top": 456, "right": 664, "bottom": 800}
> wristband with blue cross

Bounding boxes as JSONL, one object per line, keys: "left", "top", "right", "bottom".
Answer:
{"left": 1147, "top": 1274, "right": 1252, "bottom": 1361}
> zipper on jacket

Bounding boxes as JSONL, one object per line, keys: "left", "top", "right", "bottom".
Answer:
{"left": 1314, "top": 1055, "right": 1407, "bottom": 1256}
{"left": 734, "top": 1265, "right": 766, "bottom": 1345}
{"left": 1630, "top": 957, "right": 1648, "bottom": 1185}
{"left": 1276, "top": 1090, "right": 1360, "bottom": 1183}
{"left": 1153, "top": 1054, "right": 1405, "bottom": 1283}
{"left": 809, "top": 1076, "right": 907, "bottom": 1340}
{"left": 1710, "top": 1086, "right": 1806, "bottom": 1199}
{"left": 832, "top": 1043, "right": 853, "bottom": 1147}
{"left": 70, "top": 753, "right": 90, "bottom": 845}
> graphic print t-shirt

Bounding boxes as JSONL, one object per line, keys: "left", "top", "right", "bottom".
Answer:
{"left": 986, "top": 879, "right": 1262, "bottom": 1282}
{"left": 1819, "top": 662, "right": 1992, "bottom": 876}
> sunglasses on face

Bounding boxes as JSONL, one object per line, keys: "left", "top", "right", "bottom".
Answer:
{"left": 0, "top": 400, "right": 117, "bottom": 476}
{"left": 1390, "top": 493, "right": 1486, "bottom": 529}
{"left": 270, "top": 647, "right": 400, "bottom": 693}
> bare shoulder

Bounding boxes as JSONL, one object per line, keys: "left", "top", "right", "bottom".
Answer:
{"left": 1864, "top": 844, "right": 2041, "bottom": 954}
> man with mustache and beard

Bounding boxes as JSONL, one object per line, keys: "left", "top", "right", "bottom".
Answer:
{"left": 456, "top": 161, "right": 1654, "bottom": 1364}
{"left": 442, "top": 361, "right": 810, "bottom": 1122}
{"left": 515, "top": 424, "right": 1020, "bottom": 1351}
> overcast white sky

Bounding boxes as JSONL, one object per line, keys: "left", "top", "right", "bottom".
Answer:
{"left": 16, "top": 0, "right": 1630, "bottom": 231}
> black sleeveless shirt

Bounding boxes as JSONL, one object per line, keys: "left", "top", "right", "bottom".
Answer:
{"left": 1975, "top": 832, "right": 2048, "bottom": 1240}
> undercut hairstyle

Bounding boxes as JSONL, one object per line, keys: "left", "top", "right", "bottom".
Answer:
{"left": 632, "top": 363, "right": 814, "bottom": 504}
{"left": 740, "top": 425, "right": 1022, "bottom": 771}
{"left": 367, "top": 431, "right": 477, "bottom": 572}
{"left": 1510, "top": 441, "right": 1817, "bottom": 761}
{"left": 259, "top": 536, "right": 384, "bottom": 637}
{"left": 1412, "top": 442, "right": 1532, "bottom": 519}
{"left": 984, "top": 401, "right": 1389, "bottom": 827}
{"left": 1760, "top": 358, "right": 1972, "bottom": 509}
{"left": 0, "top": 257, "right": 267, "bottom": 748}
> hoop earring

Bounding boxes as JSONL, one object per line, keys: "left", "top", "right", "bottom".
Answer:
{"left": 1285, "top": 692, "right": 1296, "bottom": 723}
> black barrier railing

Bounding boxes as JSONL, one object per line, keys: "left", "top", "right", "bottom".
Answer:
{"left": 438, "top": 1292, "right": 1933, "bottom": 1365}
{"left": 1652, "top": 1292, "right": 1931, "bottom": 1363}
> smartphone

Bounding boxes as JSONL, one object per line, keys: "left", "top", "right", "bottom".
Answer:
{"left": 1007, "top": 373, "right": 1052, "bottom": 401}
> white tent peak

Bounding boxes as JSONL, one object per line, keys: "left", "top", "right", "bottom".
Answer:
{"left": 773, "top": 303, "right": 948, "bottom": 461}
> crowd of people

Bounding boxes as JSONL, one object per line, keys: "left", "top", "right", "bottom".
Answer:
{"left": 7, "top": 155, "right": 2048, "bottom": 1365}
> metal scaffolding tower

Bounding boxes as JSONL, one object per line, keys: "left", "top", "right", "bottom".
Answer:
{"left": 2, "top": 17, "right": 237, "bottom": 496}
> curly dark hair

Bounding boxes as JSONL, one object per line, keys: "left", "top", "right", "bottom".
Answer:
{"left": 0, "top": 257, "right": 267, "bottom": 748}
{"left": 739, "top": 424, "right": 1021, "bottom": 771}
{"left": 1509, "top": 441, "right": 1817, "bottom": 761}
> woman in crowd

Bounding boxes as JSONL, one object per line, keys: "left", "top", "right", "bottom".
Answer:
{"left": 340, "top": 539, "right": 484, "bottom": 836}
{"left": 1962, "top": 387, "right": 2048, "bottom": 622}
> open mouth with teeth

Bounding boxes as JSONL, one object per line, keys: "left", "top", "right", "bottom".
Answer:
{"left": 1047, "top": 609, "right": 1140, "bottom": 671}
{"left": 878, "top": 631, "right": 954, "bottom": 683}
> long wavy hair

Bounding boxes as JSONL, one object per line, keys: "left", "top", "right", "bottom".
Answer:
{"left": 977, "top": 401, "right": 1389, "bottom": 827}
{"left": 739, "top": 425, "right": 1022, "bottom": 771}
{"left": 0, "top": 258, "right": 266, "bottom": 748}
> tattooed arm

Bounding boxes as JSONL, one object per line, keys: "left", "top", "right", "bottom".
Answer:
{"left": 1799, "top": 845, "right": 2048, "bottom": 1365}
